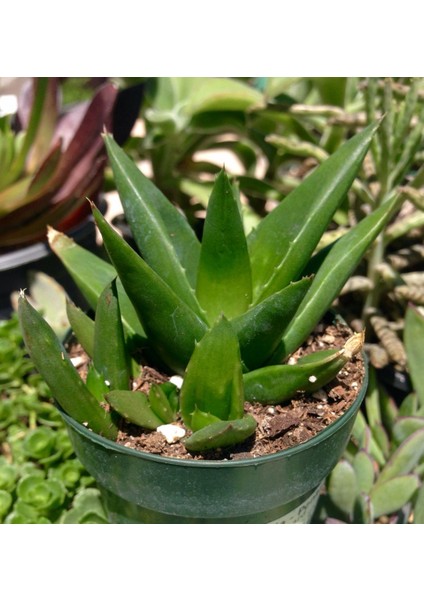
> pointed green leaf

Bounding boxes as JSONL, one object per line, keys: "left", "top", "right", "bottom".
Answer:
{"left": 377, "top": 428, "right": 424, "bottom": 484}
{"left": 18, "top": 294, "right": 118, "bottom": 440}
{"left": 148, "top": 384, "right": 176, "bottom": 424}
{"left": 184, "top": 414, "right": 257, "bottom": 452}
{"left": 85, "top": 366, "right": 110, "bottom": 403}
{"left": 180, "top": 316, "right": 244, "bottom": 428}
{"left": 66, "top": 299, "right": 95, "bottom": 358}
{"left": 104, "top": 133, "right": 201, "bottom": 290}
{"left": 231, "top": 277, "right": 313, "bottom": 370}
{"left": 370, "top": 423, "right": 390, "bottom": 460}
{"left": 404, "top": 305, "right": 424, "bottom": 406}
{"left": 274, "top": 192, "right": 400, "bottom": 359}
{"left": 371, "top": 475, "right": 420, "bottom": 519}
{"left": 248, "top": 121, "right": 380, "bottom": 302}
{"left": 196, "top": 171, "right": 252, "bottom": 322}
{"left": 93, "top": 205, "right": 207, "bottom": 374}
{"left": 106, "top": 390, "right": 164, "bottom": 429}
{"left": 190, "top": 408, "right": 222, "bottom": 432}
{"left": 93, "top": 279, "right": 130, "bottom": 391}
{"left": 243, "top": 333, "right": 363, "bottom": 404}
{"left": 48, "top": 228, "right": 145, "bottom": 341}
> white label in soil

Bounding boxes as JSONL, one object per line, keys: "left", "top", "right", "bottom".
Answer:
{"left": 270, "top": 486, "right": 322, "bottom": 524}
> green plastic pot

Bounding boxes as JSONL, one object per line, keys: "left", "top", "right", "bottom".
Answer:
{"left": 59, "top": 356, "right": 368, "bottom": 524}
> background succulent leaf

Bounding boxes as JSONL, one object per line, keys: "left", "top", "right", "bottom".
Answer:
{"left": 370, "top": 475, "right": 420, "bottom": 519}
{"left": 327, "top": 459, "right": 358, "bottom": 517}
{"left": 404, "top": 305, "right": 424, "bottom": 407}
{"left": 376, "top": 428, "right": 424, "bottom": 484}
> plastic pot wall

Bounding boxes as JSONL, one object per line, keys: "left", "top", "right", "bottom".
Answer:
{"left": 60, "top": 361, "right": 368, "bottom": 524}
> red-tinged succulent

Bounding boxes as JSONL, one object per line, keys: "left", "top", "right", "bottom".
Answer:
{"left": 0, "top": 78, "right": 118, "bottom": 250}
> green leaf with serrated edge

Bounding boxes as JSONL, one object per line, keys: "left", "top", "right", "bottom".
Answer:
{"left": 184, "top": 414, "right": 257, "bottom": 452}
{"left": 273, "top": 192, "right": 400, "bottom": 360}
{"left": 248, "top": 121, "right": 380, "bottom": 303}
{"left": 413, "top": 484, "right": 424, "bottom": 524}
{"left": 328, "top": 459, "right": 358, "bottom": 517}
{"left": 180, "top": 316, "right": 244, "bottom": 429}
{"left": 353, "top": 493, "right": 374, "bottom": 524}
{"left": 159, "top": 382, "right": 179, "bottom": 414}
{"left": 405, "top": 305, "right": 424, "bottom": 406}
{"left": 190, "top": 408, "right": 222, "bottom": 432}
{"left": 93, "top": 279, "right": 130, "bottom": 391}
{"left": 243, "top": 333, "right": 362, "bottom": 405}
{"left": 18, "top": 294, "right": 118, "bottom": 439}
{"left": 353, "top": 450, "right": 376, "bottom": 494}
{"left": 377, "top": 428, "right": 424, "bottom": 485}
{"left": 393, "top": 417, "right": 424, "bottom": 445}
{"left": 92, "top": 205, "right": 208, "bottom": 375}
{"left": 149, "top": 384, "right": 175, "bottom": 424}
{"left": 371, "top": 475, "right": 420, "bottom": 519}
{"left": 48, "top": 228, "right": 145, "bottom": 341}
{"left": 196, "top": 171, "right": 252, "bottom": 323}
{"left": 104, "top": 134, "right": 202, "bottom": 311}
{"left": 231, "top": 277, "right": 313, "bottom": 370}
{"left": 66, "top": 299, "right": 94, "bottom": 358}
{"left": 85, "top": 366, "right": 109, "bottom": 403}
{"left": 106, "top": 390, "right": 164, "bottom": 429}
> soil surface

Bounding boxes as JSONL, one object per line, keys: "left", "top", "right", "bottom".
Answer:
{"left": 68, "top": 317, "right": 365, "bottom": 462}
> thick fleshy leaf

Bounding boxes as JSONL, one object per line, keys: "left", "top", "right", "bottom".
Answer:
{"left": 393, "top": 417, "right": 424, "bottom": 445}
{"left": 92, "top": 205, "right": 207, "bottom": 374}
{"left": 184, "top": 414, "right": 257, "bottom": 452}
{"left": 93, "top": 279, "right": 130, "bottom": 391}
{"left": 352, "top": 450, "right": 376, "bottom": 494}
{"left": 328, "top": 459, "right": 358, "bottom": 516}
{"left": 66, "top": 300, "right": 95, "bottom": 358}
{"left": 273, "top": 192, "right": 400, "bottom": 359}
{"left": 18, "top": 294, "right": 118, "bottom": 440}
{"left": 196, "top": 171, "right": 252, "bottom": 323}
{"left": 404, "top": 305, "right": 424, "bottom": 406}
{"left": 248, "top": 121, "right": 380, "bottom": 302}
{"left": 371, "top": 475, "right": 420, "bottom": 519}
{"left": 377, "top": 428, "right": 424, "bottom": 484}
{"left": 104, "top": 134, "right": 202, "bottom": 303}
{"left": 106, "top": 390, "right": 164, "bottom": 429}
{"left": 231, "top": 277, "right": 313, "bottom": 370}
{"left": 244, "top": 333, "right": 363, "bottom": 404}
{"left": 180, "top": 316, "right": 244, "bottom": 428}
{"left": 47, "top": 228, "right": 145, "bottom": 342}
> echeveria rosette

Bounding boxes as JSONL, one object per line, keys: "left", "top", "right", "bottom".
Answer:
{"left": 19, "top": 119, "right": 400, "bottom": 452}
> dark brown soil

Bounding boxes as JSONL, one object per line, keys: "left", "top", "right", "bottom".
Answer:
{"left": 68, "top": 318, "right": 364, "bottom": 462}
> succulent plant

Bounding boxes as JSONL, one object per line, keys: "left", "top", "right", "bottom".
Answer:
{"left": 0, "top": 77, "right": 117, "bottom": 250}
{"left": 18, "top": 120, "right": 399, "bottom": 453}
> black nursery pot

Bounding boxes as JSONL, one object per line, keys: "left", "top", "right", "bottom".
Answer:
{"left": 59, "top": 357, "right": 368, "bottom": 524}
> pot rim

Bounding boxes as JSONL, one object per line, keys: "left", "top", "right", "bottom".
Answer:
{"left": 58, "top": 353, "right": 368, "bottom": 470}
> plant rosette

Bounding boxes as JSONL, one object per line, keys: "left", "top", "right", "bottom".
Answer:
{"left": 19, "top": 121, "right": 398, "bottom": 523}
